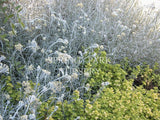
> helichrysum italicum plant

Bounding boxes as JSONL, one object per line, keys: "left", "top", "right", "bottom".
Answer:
{"left": 11, "top": 0, "right": 160, "bottom": 65}
{"left": 1, "top": 0, "right": 160, "bottom": 119}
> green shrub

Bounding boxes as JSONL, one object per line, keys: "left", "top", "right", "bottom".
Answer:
{"left": 120, "top": 58, "right": 160, "bottom": 90}
{"left": 36, "top": 50, "right": 160, "bottom": 120}
{"left": 84, "top": 49, "right": 160, "bottom": 96}
{"left": 37, "top": 90, "right": 85, "bottom": 120}
{"left": 43, "top": 84, "right": 160, "bottom": 120}
{"left": 130, "top": 63, "right": 160, "bottom": 90}
{"left": 83, "top": 48, "right": 127, "bottom": 96}
{"left": 93, "top": 83, "right": 160, "bottom": 120}
{"left": 1, "top": 75, "right": 22, "bottom": 102}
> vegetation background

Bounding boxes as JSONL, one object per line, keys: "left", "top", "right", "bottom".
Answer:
{"left": 0, "top": 0, "right": 160, "bottom": 120}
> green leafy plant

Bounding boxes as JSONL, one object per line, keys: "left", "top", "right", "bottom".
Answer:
{"left": 38, "top": 85, "right": 160, "bottom": 120}
{"left": 84, "top": 48, "right": 127, "bottom": 96}
{"left": 1, "top": 75, "right": 22, "bottom": 102}
{"left": 36, "top": 49, "right": 160, "bottom": 120}
{"left": 120, "top": 58, "right": 160, "bottom": 90}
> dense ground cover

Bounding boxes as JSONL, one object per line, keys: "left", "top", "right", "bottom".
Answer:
{"left": 0, "top": 0, "right": 160, "bottom": 119}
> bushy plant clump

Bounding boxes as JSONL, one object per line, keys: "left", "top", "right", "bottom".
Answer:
{"left": 10, "top": 0, "right": 160, "bottom": 65}
{"left": 1, "top": 45, "right": 160, "bottom": 119}
{"left": 83, "top": 48, "right": 160, "bottom": 94}
{"left": 37, "top": 81, "right": 160, "bottom": 120}
{"left": 37, "top": 49, "right": 160, "bottom": 120}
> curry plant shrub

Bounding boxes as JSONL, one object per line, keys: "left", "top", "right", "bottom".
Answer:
{"left": 1, "top": 0, "right": 160, "bottom": 119}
